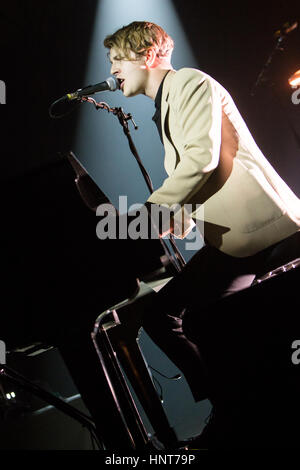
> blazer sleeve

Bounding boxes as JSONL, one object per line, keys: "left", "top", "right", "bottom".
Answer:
{"left": 147, "top": 69, "right": 222, "bottom": 208}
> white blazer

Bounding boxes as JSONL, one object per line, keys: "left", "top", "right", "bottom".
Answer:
{"left": 147, "top": 68, "right": 300, "bottom": 257}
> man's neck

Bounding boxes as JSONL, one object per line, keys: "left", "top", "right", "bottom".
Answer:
{"left": 144, "top": 67, "right": 174, "bottom": 100}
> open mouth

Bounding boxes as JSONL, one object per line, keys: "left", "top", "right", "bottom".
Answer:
{"left": 118, "top": 78, "right": 125, "bottom": 90}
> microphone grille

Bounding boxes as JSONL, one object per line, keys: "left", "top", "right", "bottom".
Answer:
{"left": 106, "top": 76, "right": 120, "bottom": 91}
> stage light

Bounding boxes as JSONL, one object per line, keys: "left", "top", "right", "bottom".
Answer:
{"left": 73, "top": 0, "right": 198, "bottom": 213}
{"left": 288, "top": 69, "right": 300, "bottom": 89}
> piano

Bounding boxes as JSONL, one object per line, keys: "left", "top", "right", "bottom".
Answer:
{"left": 1, "top": 153, "right": 299, "bottom": 449}
{"left": 0, "top": 153, "right": 181, "bottom": 449}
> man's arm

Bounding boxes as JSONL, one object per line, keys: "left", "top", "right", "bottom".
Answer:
{"left": 147, "top": 69, "right": 222, "bottom": 208}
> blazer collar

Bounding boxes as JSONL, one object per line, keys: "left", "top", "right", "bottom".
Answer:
{"left": 160, "top": 69, "right": 178, "bottom": 174}
{"left": 161, "top": 69, "right": 176, "bottom": 104}
{"left": 161, "top": 69, "right": 176, "bottom": 129}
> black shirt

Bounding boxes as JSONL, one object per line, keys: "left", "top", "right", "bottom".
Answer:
{"left": 152, "top": 71, "right": 170, "bottom": 144}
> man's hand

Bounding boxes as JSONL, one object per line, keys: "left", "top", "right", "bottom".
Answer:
{"left": 145, "top": 202, "right": 195, "bottom": 239}
{"left": 171, "top": 206, "right": 196, "bottom": 239}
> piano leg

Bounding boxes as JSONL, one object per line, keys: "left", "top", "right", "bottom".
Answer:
{"left": 57, "top": 330, "right": 140, "bottom": 450}
{"left": 108, "top": 326, "right": 179, "bottom": 448}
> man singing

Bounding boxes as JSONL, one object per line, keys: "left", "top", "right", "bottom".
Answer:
{"left": 103, "top": 21, "right": 300, "bottom": 447}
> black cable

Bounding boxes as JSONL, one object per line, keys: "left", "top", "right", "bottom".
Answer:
{"left": 149, "top": 365, "right": 181, "bottom": 381}
{"left": 49, "top": 97, "right": 82, "bottom": 119}
{"left": 149, "top": 365, "right": 182, "bottom": 404}
{"left": 152, "top": 375, "right": 163, "bottom": 403}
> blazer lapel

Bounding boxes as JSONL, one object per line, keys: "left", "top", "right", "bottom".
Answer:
{"left": 161, "top": 70, "right": 179, "bottom": 175}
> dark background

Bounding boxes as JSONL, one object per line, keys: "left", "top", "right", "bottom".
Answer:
{"left": 1, "top": 0, "right": 299, "bottom": 187}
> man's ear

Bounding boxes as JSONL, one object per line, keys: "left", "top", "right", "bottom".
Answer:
{"left": 145, "top": 48, "right": 157, "bottom": 68}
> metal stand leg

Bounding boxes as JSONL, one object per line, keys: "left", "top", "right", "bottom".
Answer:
{"left": 0, "top": 364, "right": 102, "bottom": 448}
{"left": 113, "top": 334, "right": 178, "bottom": 448}
{"left": 93, "top": 287, "right": 180, "bottom": 450}
{"left": 91, "top": 327, "right": 151, "bottom": 449}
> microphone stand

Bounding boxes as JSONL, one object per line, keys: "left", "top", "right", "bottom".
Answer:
{"left": 47, "top": 94, "right": 188, "bottom": 449}
{"left": 80, "top": 96, "right": 186, "bottom": 272}
{"left": 251, "top": 22, "right": 298, "bottom": 96}
{"left": 251, "top": 34, "right": 286, "bottom": 96}
{"left": 250, "top": 22, "right": 300, "bottom": 150}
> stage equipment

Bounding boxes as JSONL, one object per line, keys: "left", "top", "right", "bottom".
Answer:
{"left": 251, "top": 20, "right": 298, "bottom": 95}
{"left": 288, "top": 69, "right": 300, "bottom": 88}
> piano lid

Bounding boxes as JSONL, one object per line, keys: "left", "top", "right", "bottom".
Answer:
{"left": 1, "top": 155, "right": 171, "bottom": 349}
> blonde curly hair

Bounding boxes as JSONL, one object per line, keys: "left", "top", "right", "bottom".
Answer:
{"left": 104, "top": 21, "right": 174, "bottom": 60}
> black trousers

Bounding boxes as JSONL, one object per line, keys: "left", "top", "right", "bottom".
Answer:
{"left": 142, "top": 230, "right": 300, "bottom": 402}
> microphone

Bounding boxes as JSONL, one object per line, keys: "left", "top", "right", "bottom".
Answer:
{"left": 64, "top": 76, "right": 120, "bottom": 101}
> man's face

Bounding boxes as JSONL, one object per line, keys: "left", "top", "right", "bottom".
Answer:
{"left": 109, "top": 47, "right": 148, "bottom": 97}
